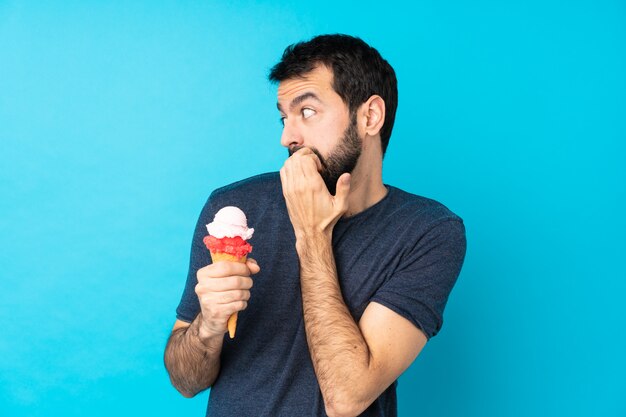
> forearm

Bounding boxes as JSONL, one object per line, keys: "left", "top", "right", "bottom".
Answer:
{"left": 297, "top": 232, "right": 371, "bottom": 411}
{"left": 164, "top": 313, "right": 223, "bottom": 397}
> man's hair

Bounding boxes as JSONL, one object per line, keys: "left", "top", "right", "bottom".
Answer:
{"left": 268, "top": 34, "right": 398, "bottom": 156}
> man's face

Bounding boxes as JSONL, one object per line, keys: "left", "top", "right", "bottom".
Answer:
{"left": 277, "top": 65, "right": 362, "bottom": 195}
{"left": 288, "top": 115, "right": 361, "bottom": 195}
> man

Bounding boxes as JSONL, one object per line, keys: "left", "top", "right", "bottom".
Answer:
{"left": 164, "top": 34, "right": 466, "bottom": 417}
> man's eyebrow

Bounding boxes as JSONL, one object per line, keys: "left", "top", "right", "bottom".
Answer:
{"left": 276, "top": 92, "right": 322, "bottom": 113}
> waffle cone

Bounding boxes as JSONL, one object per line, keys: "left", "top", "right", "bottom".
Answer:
{"left": 210, "top": 251, "right": 247, "bottom": 338}
{"left": 210, "top": 252, "right": 248, "bottom": 263}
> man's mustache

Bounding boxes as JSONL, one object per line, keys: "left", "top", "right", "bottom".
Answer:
{"left": 287, "top": 145, "right": 329, "bottom": 171}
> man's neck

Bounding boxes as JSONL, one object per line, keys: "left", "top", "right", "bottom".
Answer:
{"left": 342, "top": 157, "right": 387, "bottom": 218}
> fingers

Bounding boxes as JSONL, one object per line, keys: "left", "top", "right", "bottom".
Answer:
{"left": 334, "top": 173, "right": 351, "bottom": 210}
{"left": 198, "top": 297, "right": 248, "bottom": 328}
{"left": 195, "top": 261, "right": 256, "bottom": 334}
{"left": 213, "top": 289, "right": 252, "bottom": 304}
{"left": 295, "top": 147, "right": 323, "bottom": 172}
{"left": 286, "top": 146, "right": 323, "bottom": 177}
{"left": 199, "top": 260, "right": 255, "bottom": 278}
{"left": 196, "top": 287, "right": 249, "bottom": 312}
{"left": 196, "top": 274, "right": 253, "bottom": 291}
{"left": 195, "top": 260, "right": 256, "bottom": 295}
{"left": 281, "top": 150, "right": 327, "bottom": 198}
{"left": 246, "top": 258, "right": 261, "bottom": 274}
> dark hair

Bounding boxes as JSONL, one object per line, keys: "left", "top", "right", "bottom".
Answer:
{"left": 268, "top": 34, "right": 398, "bottom": 156}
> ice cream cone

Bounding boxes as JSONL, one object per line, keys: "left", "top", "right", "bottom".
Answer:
{"left": 210, "top": 252, "right": 248, "bottom": 264}
{"left": 210, "top": 251, "right": 247, "bottom": 338}
{"left": 204, "top": 206, "right": 254, "bottom": 340}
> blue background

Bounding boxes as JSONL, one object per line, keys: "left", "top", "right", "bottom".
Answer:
{"left": 1, "top": 1, "right": 624, "bottom": 416}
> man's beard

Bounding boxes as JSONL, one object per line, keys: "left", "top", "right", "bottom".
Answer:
{"left": 288, "top": 115, "right": 362, "bottom": 195}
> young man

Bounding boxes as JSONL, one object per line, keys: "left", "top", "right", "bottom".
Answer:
{"left": 164, "top": 34, "right": 466, "bottom": 417}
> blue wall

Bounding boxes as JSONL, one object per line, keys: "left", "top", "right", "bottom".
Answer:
{"left": 1, "top": 1, "right": 624, "bottom": 416}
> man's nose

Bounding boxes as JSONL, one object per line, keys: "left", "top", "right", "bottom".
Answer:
{"left": 280, "top": 120, "right": 303, "bottom": 149}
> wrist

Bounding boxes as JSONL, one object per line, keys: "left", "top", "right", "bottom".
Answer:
{"left": 194, "top": 315, "right": 224, "bottom": 349}
{"left": 295, "top": 229, "right": 332, "bottom": 254}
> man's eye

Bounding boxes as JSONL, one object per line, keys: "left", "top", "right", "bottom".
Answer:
{"left": 279, "top": 116, "right": 285, "bottom": 126}
{"left": 302, "top": 108, "right": 315, "bottom": 119}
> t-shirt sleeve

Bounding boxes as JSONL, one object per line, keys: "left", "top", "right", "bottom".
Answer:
{"left": 370, "top": 218, "right": 466, "bottom": 339}
{"left": 175, "top": 194, "right": 215, "bottom": 323}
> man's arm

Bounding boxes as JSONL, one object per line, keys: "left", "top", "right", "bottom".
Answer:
{"left": 164, "top": 317, "right": 223, "bottom": 397}
{"left": 297, "top": 233, "right": 427, "bottom": 417}
{"left": 164, "top": 260, "right": 259, "bottom": 397}
{"left": 280, "top": 149, "right": 428, "bottom": 417}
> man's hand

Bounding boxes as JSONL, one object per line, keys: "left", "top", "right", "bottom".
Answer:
{"left": 279, "top": 147, "right": 351, "bottom": 239}
{"left": 195, "top": 259, "right": 259, "bottom": 340}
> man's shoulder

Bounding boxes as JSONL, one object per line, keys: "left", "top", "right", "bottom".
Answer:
{"left": 210, "top": 172, "right": 281, "bottom": 201}
{"left": 386, "top": 185, "right": 463, "bottom": 230}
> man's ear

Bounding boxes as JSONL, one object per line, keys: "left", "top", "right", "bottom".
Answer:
{"left": 358, "top": 95, "right": 386, "bottom": 137}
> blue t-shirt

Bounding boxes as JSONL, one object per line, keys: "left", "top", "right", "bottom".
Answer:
{"left": 176, "top": 172, "right": 466, "bottom": 417}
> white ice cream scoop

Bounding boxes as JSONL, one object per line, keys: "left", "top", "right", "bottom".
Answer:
{"left": 206, "top": 206, "right": 255, "bottom": 240}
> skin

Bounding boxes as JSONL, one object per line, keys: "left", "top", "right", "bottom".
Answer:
{"left": 164, "top": 64, "right": 427, "bottom": 417}
{"left": 278, "top": 65, "right": 427, "bottom": 417}
{"left": 164, "top": 260, "right": 260, "bottom": 397}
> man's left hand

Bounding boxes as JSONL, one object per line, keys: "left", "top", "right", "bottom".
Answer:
{"left": 279, "top": 147, "right": 351, "bottom": 238}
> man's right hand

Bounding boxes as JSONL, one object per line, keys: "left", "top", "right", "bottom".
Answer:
{"left": 195, "top": 258, "right": 260, "bottom": 339}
